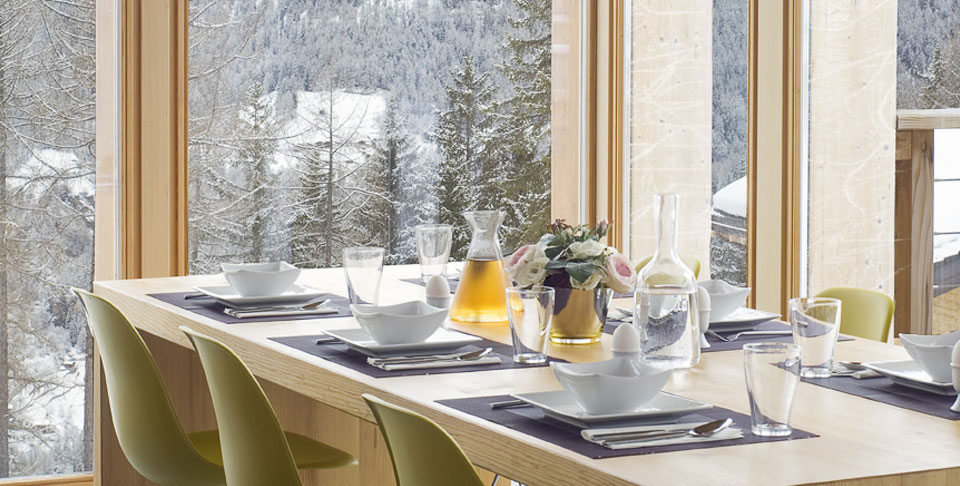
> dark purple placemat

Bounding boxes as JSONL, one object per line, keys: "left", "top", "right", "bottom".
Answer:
{"left": 602, "top": 320, "right": 853, "bottom": 352}
{"left": 437, "top": 394, "right": 817, "bottom": 459}
{"left": 401, "top": 278, "right": 632, "bottom": 299}
{"left": 148, "top": 292, "right": 352, "bottom": 324}
{"left": 268, "top": 334, "right": 564, "bottom": 378}
{"left": 802, "top": 374, "right": 960, "bottom": 420}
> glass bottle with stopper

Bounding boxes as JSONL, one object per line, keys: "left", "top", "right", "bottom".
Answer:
{"left": 635, "top": 193, "right": 701, "bottom": 369}
{"left": 449, "top": 210, "right": 509, "bottom": 323}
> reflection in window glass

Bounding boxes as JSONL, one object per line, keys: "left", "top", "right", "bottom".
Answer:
{"left": 934, "top": 130, "right": 960, "bottom": 332}
{"left": 188, "top": 0, "right": 552, "bottom": 273}
{"left": 897, "top": 0, "right": 960, "bottom": 109}
{"left": 0, "top": 0, "right": 96, "bottom": 478}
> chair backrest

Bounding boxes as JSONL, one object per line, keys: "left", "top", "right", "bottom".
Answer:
{"left": 181, "top": 326, "right": 302, "bottom": 486}
{"left": 72, "top": 289, "right": 224, "bottom": 486}
{"left": 815, "top": 287, "right": 895, "bottom": 342}
{"left": 636, "top": 254, "right": 702, "bottom": 279}
{"left": 363, "top": 394, "right": 485, "bottom": 486}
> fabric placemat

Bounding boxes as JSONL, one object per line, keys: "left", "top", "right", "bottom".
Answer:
{"left": 268, "top": 334, "right": 563, "bottom": 378}
{"left": 802, "top": 374, "right": 960, "bottom": 420}
{"left": 602, "top": 320, "right": 853, "bottom": 352}
{"left": 148, "top": 292, "right": 352, "bottom": 324}
{"left": 437, "top": 394, "right": 817, "bottom": 459}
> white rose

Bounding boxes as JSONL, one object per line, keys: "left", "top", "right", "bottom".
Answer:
{"left": 603, "top": 252, "right": 637, "bottom": 294}
{"left": 570, "top": 271, "right": 602, "bottom": 290}
{"left": 567, "top": 239, "right": 606, "bottom": 260}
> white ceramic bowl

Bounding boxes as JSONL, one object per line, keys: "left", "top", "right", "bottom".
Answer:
{"left": 550, "top": 358, "right": 672, "bottom": 415}
{"left": 350, "top": 301, "right": 448, "bottom": 345}
{"left": 900, "top": 330, "right": 960, "bottom": 383}
{"left": 699, "top": 280, "right": 751, "bottom": 322}
{"left": 222, "top": 262, "right": 301, "bottom": 297}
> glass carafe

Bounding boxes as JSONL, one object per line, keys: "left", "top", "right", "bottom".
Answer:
{"left": 449, "top": 210, "right": 509, "bottom": 323}
{"left": 635, "top": 193, "right": 701, "bottom": 369}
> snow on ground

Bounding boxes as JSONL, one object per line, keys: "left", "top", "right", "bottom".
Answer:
{"left": 712, "top": 176, "right": 747, "bottom": 218}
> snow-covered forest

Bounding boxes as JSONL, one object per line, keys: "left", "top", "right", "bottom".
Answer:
{"left": 187, "top": 0, "right": 552, "bottom": 272}
{"left": 1, "top": 0, "right": 960, "bottom": 479}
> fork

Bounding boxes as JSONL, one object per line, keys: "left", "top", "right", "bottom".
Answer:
{"left": 707, "top": 329, "right": 792, "bottom": 342}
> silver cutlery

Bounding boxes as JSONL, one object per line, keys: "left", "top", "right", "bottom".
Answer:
{"left": 315, "top": 334, "right": 338, "bottom": 345}
{"left": 367, "top": 347, "right": 492, "bottom": 366}
{"left": 593, "top": 418, "right": 733, "bottom": 446}
{"left": 225, "top": 299, "right": 334, "bottom": 318}
{"left": 707, "top": 329, "right": 792, "bottom": 343}
{"left": 184, "top": 292, "right": 209, "bottom": 300}
{"left": 489, "top": 399, "right": 529, "bottom": 410}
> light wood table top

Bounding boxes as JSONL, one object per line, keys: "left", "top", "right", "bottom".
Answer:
{"left": 95, "top": 266, "right": 960, "bottom": 486}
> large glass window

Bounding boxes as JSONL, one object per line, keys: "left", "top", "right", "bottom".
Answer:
{"left": 0, "top": 0, "right": 96, "bottom": 478}
{"left": 625, "top": 0, "right": 749, "bottom": 284}
{"left": 188, "top": 0, "right": 553, "bottom": 273}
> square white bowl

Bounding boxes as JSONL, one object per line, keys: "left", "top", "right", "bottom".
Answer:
{"left": 899, "top": 330, "right": 960, "bottom": 384}
{"left": 222, "top": 262, "right": 301, "bottom": 297}
{"left": 550, "top": 358, "right": 672, "bottom": 415}
{"left": 350, "top": 301, "right": 448, "bottom": 345}
{"left": 699, "top": 280, "right": 750, "bottom": 322}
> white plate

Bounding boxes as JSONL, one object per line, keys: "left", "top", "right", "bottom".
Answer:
{"left": 510, "top": 389, "right": 712, "bottom": 427}
{"left": 324, "top": 328, "right": 482, "bottom": 358}
{"left": 195, "top": 284, "right": 327, "bottom": 307}
{"left": 710, "top": 308, "right": 781, "bottom": 332}
{"left": 862, "top": 360, "right": 957, "bottom": 396}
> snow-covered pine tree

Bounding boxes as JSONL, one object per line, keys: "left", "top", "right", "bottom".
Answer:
{"left": 370, "top": 97, "right": 417, "bottom": 263}
{"left": 496, "top": 0, "right": 552, "bottom": 252}
{"left": 435, "top": 56, "right": 499, "bottom": 260}
{"left": 237, "top": 83, "right": 279, "bottom": 263}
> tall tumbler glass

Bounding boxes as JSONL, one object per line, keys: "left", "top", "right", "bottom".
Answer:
{"left": 506, "top": 286, "right": 555, "bottom": 364}
{"left": 342, "top": 247, "right": 384, "bottom": 305}
{"left": 789, "top": 297, "right": 842, "bottom": 378}
{"left": 415, "top": 224, "right": 453, "bottom": 281}
{"left": 743, "top": 342, "right": 801, "bottom": 437}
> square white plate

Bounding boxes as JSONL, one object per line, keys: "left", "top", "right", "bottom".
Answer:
{"left": 324, "top": 328, "right": 483, "bottom": 358}
{"left": 710, "top": 308, "right": 781, "bottom": 332}
{"left": 195, "top": 284, "right": 326, "bottom": 307}
{"left": 862, "top": 360, "right": 957, "bottom": 396}
{"left": 510, "top": 389, "right": 712, "bottom": 427}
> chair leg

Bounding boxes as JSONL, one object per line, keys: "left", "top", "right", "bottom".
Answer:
{"left": 490, "top": 473, "right": 499, "bottom": 486}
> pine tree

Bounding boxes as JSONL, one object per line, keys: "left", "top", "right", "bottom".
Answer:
{"left": 435, "top": 56, "right": 498, "bottom": 259}
{"left": 496, "top": 0, "right": 552, "bottom": 251}
{"left": 237, "top": 83, "right": 278, "bottom": 262}
{"left": 370, "top": 98, "right": 416, "bottom": 263}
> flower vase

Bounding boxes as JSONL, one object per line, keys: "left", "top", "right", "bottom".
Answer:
{"left": 548, "top": 287, "right": 614, "bottom": 344}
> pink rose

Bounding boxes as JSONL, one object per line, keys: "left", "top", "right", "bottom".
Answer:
{"left": 604, "top": 252, "right": 636, "bottom": 293}
{"left": 506, "top": 244, "right": 549, "bottom": 287}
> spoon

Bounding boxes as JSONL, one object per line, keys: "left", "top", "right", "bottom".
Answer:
{"left": 594, "top": 418, "right": 734, "bottom": 445}
{"left": 368, "top": 347, "right": 492, "bottom": 366}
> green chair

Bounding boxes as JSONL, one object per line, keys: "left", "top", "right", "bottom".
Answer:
{"left": 182, "top": 326, "right": 356, "bottom": 486}
{"left": 635, "top": 254, "right": 702, "bottom": 279}
{"left": 363, "top": 394, "right": 485, "bottom": 486}
{"left": 72, "top": 288, "right": 355, "bottom": 485}
{"left": 815, "top": 287, "right": 895, "bottom": 343}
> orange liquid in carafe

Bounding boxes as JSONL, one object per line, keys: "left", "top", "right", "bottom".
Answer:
{"left": 449, "top": 258, "right": 508, "bottom": 323}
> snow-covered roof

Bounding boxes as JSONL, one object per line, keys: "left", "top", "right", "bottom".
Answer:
{"left": 712, "top": 176, "right": 746, "bottom": 218}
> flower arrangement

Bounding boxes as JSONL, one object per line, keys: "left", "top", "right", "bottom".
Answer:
{"left": 505, "top": 219, "right": 637, "bottom": 294}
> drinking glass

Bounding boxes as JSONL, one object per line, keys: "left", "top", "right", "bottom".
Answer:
{"left": 342, "top": 247, "right": 384, "bottom": 305}
{"left": 506, "top": 286, "right": 555, "bottom": 364}
{"left": 743, "top": 342, "right": 801, "bottom": 437}
{"left": 789, "top": 297, "right": 842, "bottom": 378}
{"left": 415, "top": 224, "right": 453, "bottom": 281}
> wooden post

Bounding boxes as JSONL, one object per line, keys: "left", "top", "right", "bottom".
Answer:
{"left": 894, "top": 129, "right": 934, "bottom": 335}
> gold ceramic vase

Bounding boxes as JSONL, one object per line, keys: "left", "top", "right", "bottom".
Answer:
{"left": 549, "top": 287, "right": 614, "bottom": 344}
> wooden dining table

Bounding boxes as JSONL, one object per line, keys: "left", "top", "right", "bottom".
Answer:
{"left": 93, "top": 265, "right": 960, "bottom": 486}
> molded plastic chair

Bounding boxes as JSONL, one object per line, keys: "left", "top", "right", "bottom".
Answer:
{"left": 363, "top": 394, "right": 485, "bottom": 486}
{"left": 815, "top": 287, "right": 895, "bottom": 343}
{"left": 635, "top": 254, "right": 702, "bottom": 279}
{"left": 73, "top": 288, "right": 356, "bottom": 485}
{"left": 181, "top": 326, "right": 356, "bottom": 486}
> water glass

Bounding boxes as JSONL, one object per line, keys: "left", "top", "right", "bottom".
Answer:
{"left": 506, "top": 286, "right": 555, "bottom": 364}
{"left": 342, "top": 247, "right": 384, "bottom": 305}
{"left": 415, "top": 224, "right": 453, "bottom": 280}
{"left": 789, "top": 297, "right": 842, "bottom": 378}
{"left": 743, "top": 342, "right": 801, "bottom": 437}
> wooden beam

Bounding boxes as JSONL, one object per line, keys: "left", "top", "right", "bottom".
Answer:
{"left": 897, "top": 108, "right": 960, "bottom": 130}
{"left": 895, "top": 129, "right": 935, "bottom": 335}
